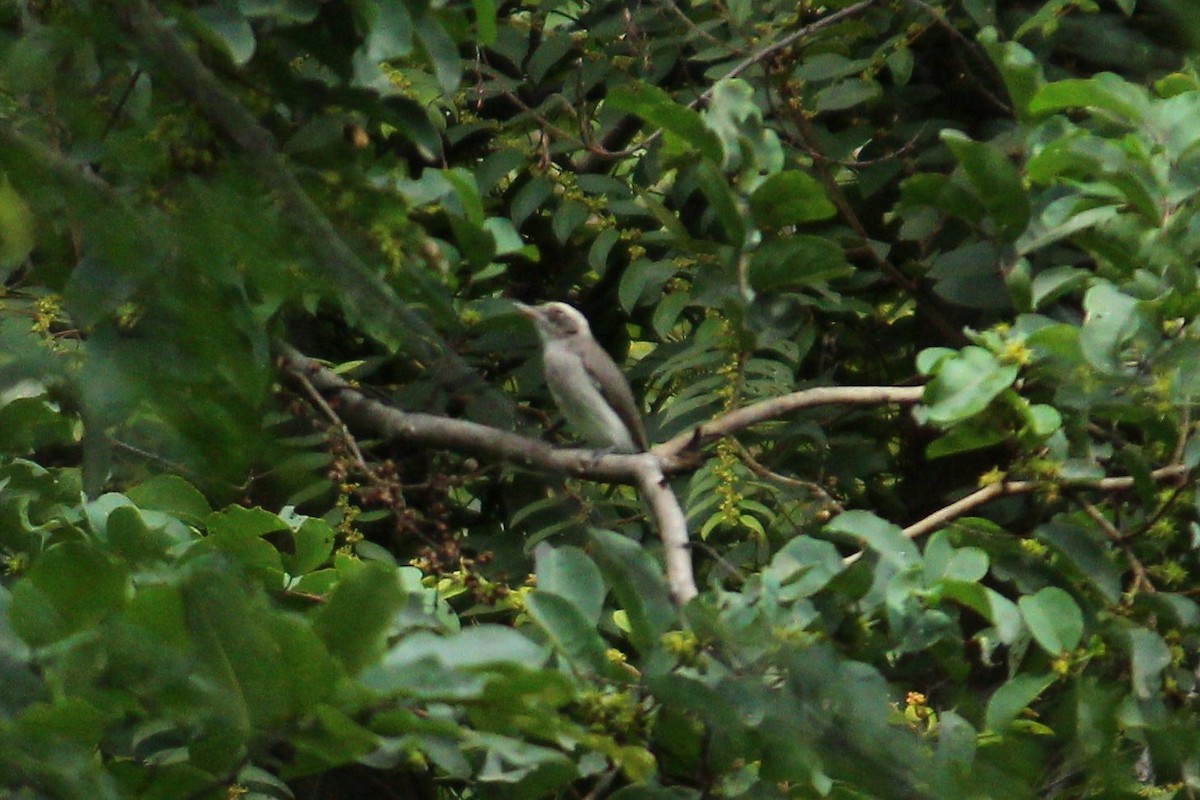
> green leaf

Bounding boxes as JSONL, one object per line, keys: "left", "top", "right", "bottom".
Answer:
{"left": 483, "top": 216, "right": 525, "bottom": 257}
{"left": 1036, "top": 520, "right": 1122, "bottom": 604}
{"left": 928, "top": 241, "right": 1009, "bottom": 309}
{"left": 1030, "top": 265, "right": 1089, "bottom": 308}
{"left": 619, "top": 259, "right": 678, "bottom": 312}
{"left": 794, "top": 53, "right": 871, "bottom": 81}
{"left": 763, "top": 536, "right": 845, "bottom": 600}
{"left": 0, "top": 175, "right": 35, "bottom": 280}
{"left": 652, "top": 291, "right": 690, "bottom": 339}
{"left": 105, "top": 504, "right": 180, "bottom": 561}
{"left": 511, "top": 176, "right": 554, "bottom": 228}
{"left": 606, "top": 83, "right": 724, "bottom": 164}
{"left": 443, "top": 168, "right": 485, "bottom": 224}
{"left": 1080, "top": 282, "right": 1141, "bottom": 374}
{"left": 1028, "top": 73, "right": 1147, "bottom": 121}
{"left": 0, "top": 396, "right": 76, "bottom": 453}
{"left": 978, "top": 28, "right": 1042, "bottom": 121}
{"left": 749, "top": 236, "right": 852, "bottom": 291}
{"left": 379, "top": 97, "right": 443, "bottom": 160}
{"left": 414, "top": 12, "right": 461, "bottom": 93}
{"left": 694, "top": 161, "right": 745, "bottom": 245}
{"left": 916, "top": 347, "right": 957, "bottom": 375}
{"left": 182, "top": 565, "right": 294, "bottom": 734}
{"left": 1127, "top": 627, "right": 1171, "bottom": 699}
{"left": 360, "top": 627, "right": 548, "bottom": 694}
{"left": 923, "top": 532, "right": 988, "bottom": 583}
{"left": 917, "top": 346, "right": 1019, "bottom": 425}
{"left": 941, "top": 130, "right": 1030, "bottom": 241}
{"left": 748, "top": 171, "right": 836, "bottom": 229}
{"left": 525, "top": 590, "right": 610, "bottom": 675}
{"left": 127, "top": 475, "right": 211, "bottom": 525}
{"left": 288, "top": 518, "right": 336, "bottom": 575}
{"left": 814, "top": 78, "right": 882, "bottom": 113}
{"left": 702, "top": 78, "right": 782, "bottom": 175}
{"left": 535, "top": 545, "right": 607, "bottom": 624}
{"left": 925, "top": 417, "right": 1009, "bottom": 459}
{"left": 471, "top": 0, "right": 497, "bottom": 45}
{"left": 192, "top": 6, "right": 256, "bottom": 66}
{"left": 935, "top": 710, "right": 977, "bottom": 771}
{"left": 552, "top": 200, "right": 589, "bottom": 244}
{"left": 393, "top": 626, "right": 546, "bottom": 669}
{"left": 886, "top": 47, "right": 914, "bottom": 87}
{"left": 588, "top": 228, "right": 621, "bottom": 276}
{"left": 985, "top": 672, "right": 1055, "bottom": 731}
{"left": 313, "top": 561, "right": 405, "bottom": 674}
{"left": 589, "top": 529, "right": 675, "bottom": 655}
{"left": 206, "top": 505, "right": 288, "bottom": 539}
{"left": 1023, "top": 403, "right": 1062, "bottom": 438}
{"left": 239, "top": 0, "right": 319, "bottom": 23}
{"left": 11, "top": 541, "right": 129, "bottom": 646}
{"left": 825, "top": 510, "right": 920, "bottom": 569}
{"left": 1018, "top": 586, "right": 1084, "bottom": 655}
{"left": 939, "top": 581, "right": 1023, "bottom": 643}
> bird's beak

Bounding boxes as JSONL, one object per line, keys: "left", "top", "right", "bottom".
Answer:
{"left": 514, "top": 301, "right": 539, "bottom": 320}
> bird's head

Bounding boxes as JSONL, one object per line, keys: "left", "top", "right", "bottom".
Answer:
{"left": 515, "top": 301, "right": 591, "bottom": 343}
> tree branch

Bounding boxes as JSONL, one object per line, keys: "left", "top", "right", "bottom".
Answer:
{"left": 901, "top": 466, "right": 1189, "bottom": 542}
{"left": 1067, "top": 491, "right": 1155, "bottom": 593}
{"left": 279, "top": 345, "right": 699, "bottom": 603}
{"left": 657, "top": 385, "right": 925, "bottom": 456}
{"left": 841, "top": 466, "right": 1190, "bottom": 566}
{"left": 281, "top": 348, "right": 934, "bottom": 602}
{"left": 709, "top": 0, "right": 881, "bottom": 92}
{"left": 635, "top": 464, "right": 698, "bottom": 604}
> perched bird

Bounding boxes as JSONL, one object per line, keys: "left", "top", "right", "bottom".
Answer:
{"left": 516, "top": 301, "right": 649, "bottom": 453}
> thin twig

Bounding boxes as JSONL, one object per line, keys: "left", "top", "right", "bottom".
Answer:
{"left": 841, "top": 466, "right": 1190, "bottom": 566}
{"left": 1068, "top": 491, "right": 1155, "bottom": 593}
{"left": 658, "top": 385, "right": 925, "bottom": 457}
{"left": 291, "top": 366, "right": 381, "bottom": 483}
{"left": 784, "top": 123, "right": 928, "bottom": 169}
{"left": 482, "top": 0, "right": 882, "bottom": 163}
{"left": 706, "top": 0, "right": 880, "bottom": 95}
{"left": 906, "top": 467, "right": 1188, "bottom": 541}
{"left": 896, "top": 0, "right": 1012, "bottom": 116}
{"left": 101, "top": 68, "right": 143, "bottom": 139}
{"left": 1172, "top": 406, "right": 1192, "bottom": 465}
{"left": 781, "top": 102, "right": 965, "bottom": 345}
{"left": 654, "top": 0, "right": 733, "bottom": 51}
{"left": 730, "top": 438, "right": 844, "bottom": 514}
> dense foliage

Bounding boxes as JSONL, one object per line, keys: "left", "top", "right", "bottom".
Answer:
{"left": 5, "top": 0, "right": 1200, "bottom": 797}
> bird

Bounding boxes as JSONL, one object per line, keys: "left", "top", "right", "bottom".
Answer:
{"left": 515, "top": 301, "right": 649, "bottom": 453}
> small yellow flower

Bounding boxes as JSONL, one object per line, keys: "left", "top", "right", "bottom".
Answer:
{"left": 978, "top": 466, "right": 1006, "bottom": 487}
{"left": 1051, "top": 653, "right": 1071, "bottom": 676}
{"left": 1000, "top": 340, "right": 1033, "bottom": 366}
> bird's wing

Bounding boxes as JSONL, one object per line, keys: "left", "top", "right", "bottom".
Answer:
{"left": 576, "top": 340, "right": 649, "bottom": 451}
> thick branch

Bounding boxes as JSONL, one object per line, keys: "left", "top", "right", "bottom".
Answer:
{"left": 280, "top": 345, "right": 648, "bottom": 483}
{"left": 636, "top": 466, "right": 698, "bottom": 604}
{"left": 282, "top": 349, "right": 934, "bottom": 602}
{"left": 280, "top": 345, "right": 699, "bottom": 602}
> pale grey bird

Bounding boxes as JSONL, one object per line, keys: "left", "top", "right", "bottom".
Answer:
{"left": 516, "top": 301, "right": 649, "bottom": 453}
